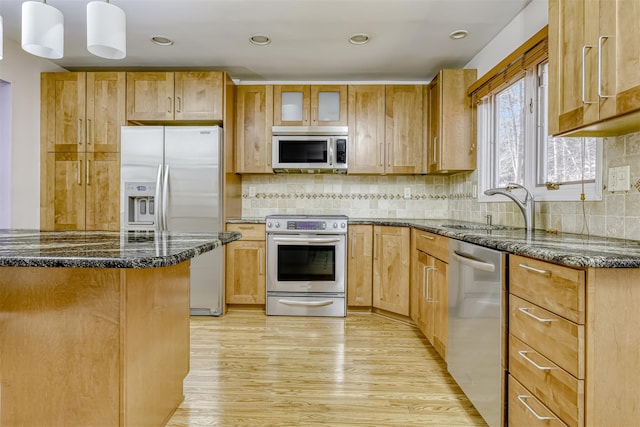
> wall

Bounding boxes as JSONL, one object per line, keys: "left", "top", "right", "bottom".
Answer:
{"left": 0, "top": 38, "right": 65, "bottom": 228}
{"left": 241, "top": 174, "right": 449, "bottom": 219}
{"left": 449, "top": 131, "right": 640, "bottom": 240}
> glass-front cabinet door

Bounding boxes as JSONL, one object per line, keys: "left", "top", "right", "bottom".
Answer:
{"left": 274, "top": 85, "right": 347, "bottom": 126}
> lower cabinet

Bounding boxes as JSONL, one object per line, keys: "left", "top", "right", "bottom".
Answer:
{"left": 410, "top": 229, "right": 448, "bottom": 359}
{"left": 41, "top": 152, "right": 120, "bottom": 231}
{"left": 347, "top": 224, "right": 373, "bottom": 307}
{"left": 225, "top": 223, "right": 266, "bottom": 306}
{"left": 372, "top": 226, "right": 410, "bottom": 316}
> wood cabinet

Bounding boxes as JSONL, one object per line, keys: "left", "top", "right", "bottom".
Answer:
{"left": 385, "top": 85, "right": 425, "bottom": 174}
{"left": 410, "top": 229, "right": 449, "bottom": 359}
{"left": 372, "top": 226, "right": 410, "bottom": 316}
{"left": 235, "top": 85, "right": 274, "bottom": 173}
{"left": 126, "top": 71, "right": 223, "bottom": 122}
{"left": 548, "top": 0, "right": 640, "bottom": 136}
{"left": 507, "top": 254, "right": 640, "bottom": 426}
{"left": 347, "top": 85, "right": 386, "bottom": 174}
{"left": 225, "top": 223, "right": 266, "bottom": 306}
{"left": 40, "top": 72, "right": 124, "bottom": 231}
{"left": 427, "top": 69, "right": 477, "bottom": 174}
{"left": 274, "top": 84, "right": 347, "bottom": 126}
{"left": 347, "top": 224, "right": 373, "bottom": 307}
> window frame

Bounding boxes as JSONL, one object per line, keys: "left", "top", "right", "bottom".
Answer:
{"left": 477, "top": 61, "right": 602, "bottom": 203}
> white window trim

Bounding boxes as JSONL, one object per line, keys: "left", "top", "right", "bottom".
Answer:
{"left": 477, "top": 64, "right": 603, "bottom": 203}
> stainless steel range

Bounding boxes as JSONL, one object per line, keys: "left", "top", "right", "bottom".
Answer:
{"left": 266, "top": 214, "right": 348, "bottom": 317}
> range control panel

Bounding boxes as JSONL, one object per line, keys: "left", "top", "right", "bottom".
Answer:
{"left": 265, "top": 215, "right": 348, "bottom": 234}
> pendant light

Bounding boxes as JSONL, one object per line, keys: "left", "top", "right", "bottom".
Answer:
{"left": 87, "top": 0, "right": 126, "bottom": 59}
{"left": 21, "top": 0, "right": 64, "bottom": 59}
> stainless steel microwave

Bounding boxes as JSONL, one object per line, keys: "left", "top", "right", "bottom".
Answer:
{"left": 272, "top": 126, "right": 348, "bottom": 173}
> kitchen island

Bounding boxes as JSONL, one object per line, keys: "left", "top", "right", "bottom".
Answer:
{"left": 0, "top": 229, "right": 240, "bottom": 427}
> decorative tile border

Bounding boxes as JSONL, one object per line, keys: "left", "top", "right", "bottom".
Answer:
{"left": 242, "top": 192, "right": 448, "bottom": 200}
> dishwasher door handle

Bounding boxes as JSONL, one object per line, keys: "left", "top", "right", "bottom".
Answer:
{"left": 452, "top": 250, "right": 496, "bottom": 272}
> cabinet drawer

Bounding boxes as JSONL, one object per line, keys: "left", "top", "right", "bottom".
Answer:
{"left": 510, "top": 255, "right": 585, "bottom": 324}
{"left": 510, "top": 336, "right": 583, "bottom": 427}
{"left": 413, "top": 230, "right": 448, "bottom": 262}
{"left": 227, "top": 223, "right": 266, "bottom": 240}
{"left": 508, "top": 375, "right": 568, "bottom": 427}
{"left": 510, "top": 295, "right": 584, "bottom": 379}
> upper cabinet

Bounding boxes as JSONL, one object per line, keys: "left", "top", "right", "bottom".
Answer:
{"left": 41, "top": 72, "right": 125, "bottom": 153}
{"left": 235, "top": 85, "right": 274, "bottom": 173}
{"left": 427, "top": 69, "right": 477, "bottom": 174}
{"left": 347, "top": 85, "right": 386, "bottom": 174}
{"left": 385, "top": 85, "right": 425, "bottom": 174}
{"left": 126, "top": 71, "right": 223, "bottom": 122}
{"left": 274, "top": 85, "right": 347, "bottom": 126}
{"left": 548, "top": 0, "right": 640, "bottom": 136}
{"left": 347, "top": 85, "right": 425, "bottom": 175}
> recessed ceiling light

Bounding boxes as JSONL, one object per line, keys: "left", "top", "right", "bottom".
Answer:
{"left": 349, "top": 33, "right": 370, "bottom": 45}
{"left": 151, "top": 35, "right": 174, "bottom": 46}
{"left": 449, "top": 30, "right": 469, "bottom": 40}
{"left": 249, "top": 34, "right": 271, "bottom": 46}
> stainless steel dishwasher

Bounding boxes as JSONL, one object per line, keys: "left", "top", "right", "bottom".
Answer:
{"left": 447, "top": 240, "right": 506, "bottom": 427}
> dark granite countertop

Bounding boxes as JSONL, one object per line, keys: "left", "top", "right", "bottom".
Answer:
{"left": 227, "top": 217, "right": 640, "bottom": 268}
{"left": 0, "top": 229, "right": 241, "bottom": 268}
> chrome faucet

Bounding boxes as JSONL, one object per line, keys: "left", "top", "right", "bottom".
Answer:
{"left": 484, "top": 183, "right": 535, "bottom": 236}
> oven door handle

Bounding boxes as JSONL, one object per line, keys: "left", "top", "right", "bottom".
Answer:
{"left": 278, "top": 299, "right": 334, "bottom": 307}
{"left": 272, "top": 237, "right": 342, "bottom": 244}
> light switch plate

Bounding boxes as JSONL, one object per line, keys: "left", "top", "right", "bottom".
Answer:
{"left": 608, "top": 166, "right": 630, "bottom": 192}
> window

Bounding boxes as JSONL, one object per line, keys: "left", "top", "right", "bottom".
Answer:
{"left": 477, "top": 61, "right": 602, "bottom": 202}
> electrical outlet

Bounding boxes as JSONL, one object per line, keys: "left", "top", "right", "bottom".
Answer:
{"left": 404, "top": 187, "right": 411, "bottom": 199}
{"left": 608, "top": 166, "right": 630, "bottom": 192}
{"left": 249, "top": 186, "right": 257, "bottom": 197}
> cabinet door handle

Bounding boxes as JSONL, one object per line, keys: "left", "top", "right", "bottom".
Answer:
{"left": 379, "top": 143, "right": 384, "bottom": 167}
{"left": 176, "top": 96, "right": 182, "bottom": 112}
{"left": 303, "top": 106, "right": 309, "bottom": 124}
{"left": 518, "top": 350, "right": 554, "bottom": 371}
{"left": 423, "top": 265, "right": 436, "bottom": 302}
{"left": 77, "top": 160, "right": 82, "bottom": 185}
{"left": 167, "top": 97, "right": 172, "bottom": 113}
{"left": 387, "top": 142, "right": 391, "bottom": 167}
{"left": 518, "top": 307, "right": 556, "bottom": 323}
{"left": 351, "top": 234, "right": 355, "bottom": 259}
{"left": 267, "top": 142, "right": 272, "bottom": 167}
{"left": 86, "top": 160, "right": 90, "bottom": 186}
{"left": 78, "top": 119, "right": 83, "bottom": 146}
{"left": 258, "top": 249, "right": 263, "bottom": 275}
{"left": 312, "top": 107, "right": 317, "bottom": 123}
{"left": 433, "top": 136, "right": 438, "bottom": 164}
{"left": 518, "top": 263, "right": 551, "bottom": 276}
{"left": 597, "top": 35, "right": 612, "bottom": 99}
{"left": 581, "top": 45, "right": 596, "bottom": 105}
{"left": 87, "top": 119, "right": 92, "bottom": 145}
{"left": 374, "top": 233, "right": 379, "bottom": 260}
{"left": 420, "top": 234, "right": 435, "bottom": 240}
{"left": 516, "top": 395, "right": 557, "bottom": 421}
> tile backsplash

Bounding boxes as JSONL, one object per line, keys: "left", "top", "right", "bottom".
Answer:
{"left": 241, "top": 131, "right": 640, "bottom": 241}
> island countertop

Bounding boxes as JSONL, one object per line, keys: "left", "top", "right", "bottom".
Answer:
{"left": 0, "top": 229, "right": 241, "bottom": 268}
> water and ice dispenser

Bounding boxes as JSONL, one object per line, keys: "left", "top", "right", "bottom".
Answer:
{"left": 124, "top": 182, "right": 156, "bottom": 230}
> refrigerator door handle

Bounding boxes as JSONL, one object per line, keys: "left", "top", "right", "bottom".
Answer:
{"left": 162, "top": 164, "right": 170, "bottom": 231}
{"left": 155, "top": 164, "right": 163, "bottom": 230}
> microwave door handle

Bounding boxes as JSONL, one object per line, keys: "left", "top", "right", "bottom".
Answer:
{"left": 328, "top": 140, "right": 334, "bottom": 165}
{"left": 272, "top": 237, "right": 341, "bottom": 244}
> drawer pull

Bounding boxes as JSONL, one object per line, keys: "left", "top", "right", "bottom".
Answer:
{"left": 517, "top": 395, "right": 558, "bottom": 421}
{"left": 518, "top": 307, "right": 556, "bottom": 323}
{"left": 518, "top": 263, "right": 551, "bottom": 276}
{"left": 237, "top": 225, "right": 255, "bottom": 230}
{"left": 518, "top": 350, "right": 554, "bottom": 371}
{"left": 420, "top": 234, "right": 435, "bottom": 240}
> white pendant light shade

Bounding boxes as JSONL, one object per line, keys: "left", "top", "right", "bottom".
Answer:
{"left": 87, "top": 1, "right": 126, "bottom": 59}
{"left": 21, "top": 1, "right": 64, "bottom": 59}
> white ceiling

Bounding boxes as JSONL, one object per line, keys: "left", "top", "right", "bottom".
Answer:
{"left": 1, "top": 0, "right": 532, "bottom": 82}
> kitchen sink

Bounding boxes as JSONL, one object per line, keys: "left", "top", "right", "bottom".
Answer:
{"left": 440, "top": 224, "right": 510, "bottom": 231}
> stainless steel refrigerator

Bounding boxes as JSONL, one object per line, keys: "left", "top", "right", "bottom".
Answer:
{"left": 120, "top": 126, "right": 223, "bottom": 315}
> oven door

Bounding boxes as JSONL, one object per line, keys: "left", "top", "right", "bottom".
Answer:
{"left": 267, "top": 233, "right": 346, "bottom": 294}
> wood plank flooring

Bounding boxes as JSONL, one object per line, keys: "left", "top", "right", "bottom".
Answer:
{"left": 167, "top": 310, "right": 486, "bottom": 426}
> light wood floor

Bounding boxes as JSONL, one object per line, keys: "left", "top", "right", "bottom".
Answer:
{"left": 167, "top": 310, "right": 486, "bottom": 426}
